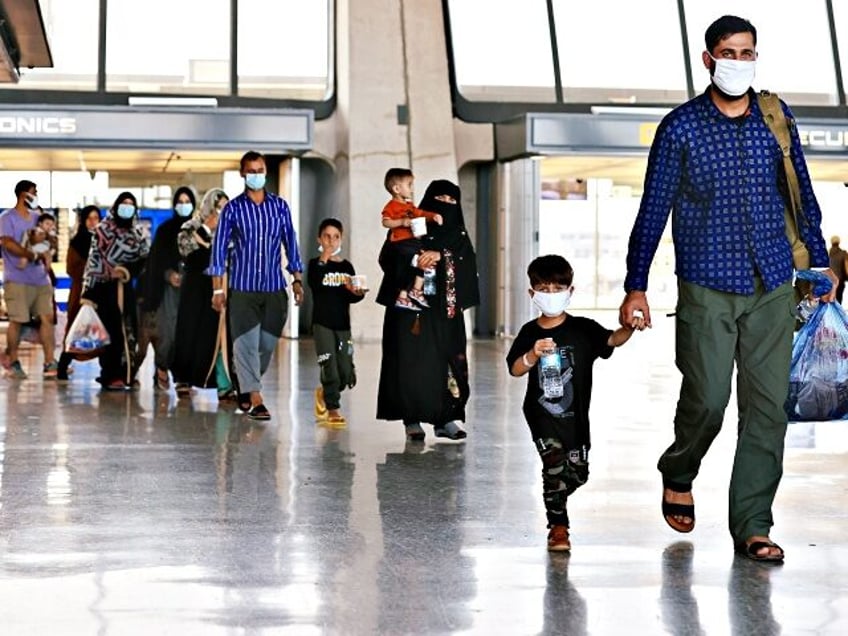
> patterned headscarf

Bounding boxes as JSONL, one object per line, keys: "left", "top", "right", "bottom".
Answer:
{"left": 178, "top": 188, "right": 228, "bottom": 257}
{"left": 83, "top": 192, "right": 150, "bottom": 291}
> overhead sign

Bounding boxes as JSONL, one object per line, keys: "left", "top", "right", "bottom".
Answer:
{"left": 496, "top": 112, "right": 848, "bottom": 159}
{"left": 0, "top": 105, "right": 313, "bottom": 151}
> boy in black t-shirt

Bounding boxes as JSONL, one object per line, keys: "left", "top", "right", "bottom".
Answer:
{"left": 506, "top": 255, "right": 644, "bottom": 552}
{"left": 307, "top": 218, "right": 367, "bottom": 427}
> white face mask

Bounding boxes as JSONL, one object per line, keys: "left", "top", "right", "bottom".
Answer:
{"left": 531, "top": 290, "right": 571, "bottom": 317}
{"left": 318, "top": 244, "right": 342, "bottom": 256}
{"left": 25, "top": 194, "right": 39, "bottom": 210}
{"left": 709, "top": 54, "right": 756, "bottom": 97}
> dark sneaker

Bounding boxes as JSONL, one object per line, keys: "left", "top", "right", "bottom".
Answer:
{"left": 547, "top": 525, "right": 571, "bottom": 552}
{"left": 405, "top": 422, "right": 425, "bottom": 441}
{"left": 43, "top": 362, "right": 59, "bottom": 379}
{"left": 434, "top": 421, "right": 467, "bottom": 440}
{"left": 8, "top": 360, "right": 27, "bottom": 379}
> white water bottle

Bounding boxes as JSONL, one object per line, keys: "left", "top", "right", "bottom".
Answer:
{"left": 539, "top": 348, "right": 563, "bottom": 399}
{"left": 423, "top": 269, "right": 436, "bottom": 295}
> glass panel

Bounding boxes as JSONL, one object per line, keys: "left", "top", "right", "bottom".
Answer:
{"left": 684, "top": 1, "right": 837, "bottom": 105}
{"left": 237, "top": 0, "right": 331, "bottom": 100}
{"left": 106, "top": 0, "right": 230, "bottom": 95}
{"left": 447, "top": 0, "right": 556, "bottom": 102}
{"left": 553, "top": 0, "right": 687, "bottom": 104}
{"left": 7, "top": 0, "right": 99, "bottom": 91}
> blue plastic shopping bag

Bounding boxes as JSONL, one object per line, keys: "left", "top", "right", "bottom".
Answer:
{"left": 785, "top": 300, "right": 848, "bottom": 421}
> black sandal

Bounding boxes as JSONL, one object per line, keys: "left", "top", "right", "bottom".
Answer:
{"left": 246, "top": 404, "right": 271, "bottom": 421}
{"left": 735, "top": 540, "right": 785, "bottom": 563}
{"left": 662, "top": 480, "right": 695, "bottom": 533}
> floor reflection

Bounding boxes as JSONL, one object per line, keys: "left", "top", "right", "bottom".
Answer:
{"left": 729, "top": 556, "right": 781, "bottom": 636}
{"left": 377, "top": 443, "right": 475, "bottom": 633}
{"left": 0, "top": 329, "right": 846, "bottom": 633}
{"left": 661, "top": 542, "right": 705, "bottom": 636}
{"left": 542, "top": 554, "right": 587, "bottom": 636}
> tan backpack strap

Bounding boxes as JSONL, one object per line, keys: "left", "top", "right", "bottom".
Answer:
{"left": 757, "top": 90, "right": 805, "bottom": 227}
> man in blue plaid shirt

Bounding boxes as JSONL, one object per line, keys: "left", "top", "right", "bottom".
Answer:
{"left": 619, "top": 15, "right": 837, "bottom": 563}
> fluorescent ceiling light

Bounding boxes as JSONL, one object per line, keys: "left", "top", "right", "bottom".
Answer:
{"left": 128, "top": 97, "right": 218, "bottom": 107}
{"left": 590, "top": 106, "right": 672, "bottom": 117}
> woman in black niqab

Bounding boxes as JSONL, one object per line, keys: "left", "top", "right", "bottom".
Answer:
{"left": 376, "top": 179, "right": 480, "bottom": 440}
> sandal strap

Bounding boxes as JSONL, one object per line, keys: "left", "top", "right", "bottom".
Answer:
{"left": 662, "top": 501, "right": 695, "bottom": 518}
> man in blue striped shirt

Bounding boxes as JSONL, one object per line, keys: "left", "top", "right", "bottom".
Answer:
{"left": 208, "top": 151, "right": 304, "bottom": 421}
{"left": 618, "top": 15, "right": 837, "bottom": 563}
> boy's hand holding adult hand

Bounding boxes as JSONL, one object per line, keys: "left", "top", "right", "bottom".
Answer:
{"left": 619, "top": 291, "right": 652, "bottom": 330}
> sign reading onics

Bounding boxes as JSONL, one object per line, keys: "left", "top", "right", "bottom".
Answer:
{"left": 0, "top": 105, "right": 313, "bottom": 151}
{"left": 496, "top": 112, "right": 848, "bottom": 159}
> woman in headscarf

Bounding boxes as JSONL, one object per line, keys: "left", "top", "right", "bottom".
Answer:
{"left": 171, "top": 188, "right": 237, "bottom": 400}
{"left": 57, "top": 205, "right": 102, "bottom": 381}
{"left": 376, "top": 179, "right": 480, "bottom": 440}
{"left": 142, "top": 185, "right": 196, "bottom": 395}
{"left": 82, "top": 192, "right": 150, "bottom": 390}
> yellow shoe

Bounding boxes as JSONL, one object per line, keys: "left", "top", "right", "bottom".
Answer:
{"left": 314, "top": 386, "right": 328, "bottom": 420}
{"left": 327, "top": 413, "right": 347, "bottom": 429}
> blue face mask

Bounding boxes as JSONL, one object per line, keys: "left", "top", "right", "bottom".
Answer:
{"left": 175, "top": 202, "right": 193, "bottom": 217}
{"left": 245, "top": 173, "right": 266, "bottom": 191}
{"left": 116, "top": 203, "right": 135, "bottom": 219}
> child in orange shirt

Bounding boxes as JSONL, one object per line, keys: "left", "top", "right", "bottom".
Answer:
{"left": 381, "top": 168, "right": 442, "bottom": 310}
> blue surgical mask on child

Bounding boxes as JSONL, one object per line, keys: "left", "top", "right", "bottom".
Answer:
{"left": 116, "top": 204, "right": 135, "bottom": 219}
{"left": 531, "top": 290, "right": 571, "bottom": 317}
{"left": 245, "top": 173, "right": 266, "bottom": 190}
{"left": 175, "top": 202, "right": 193, "bottom": 217}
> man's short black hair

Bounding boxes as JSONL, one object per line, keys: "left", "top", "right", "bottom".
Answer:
{"left": 14, "top": 180, "right": 36, "bottom": 198}
{"left": 318, "top": 217, "right": 343, "bottom": 236}
{"left": 240, "top": 150, "right": 265, "bottom": 172}
{"left": 527, "top": 254, "right": 574, "bottom": 288}
{"left": 384, "top": 168, "right": 413, "bottom": 194}
{"left": 705, "top": 15, "right": 757, "bottom": 53}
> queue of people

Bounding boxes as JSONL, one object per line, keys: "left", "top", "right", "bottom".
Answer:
{"left": 0, "top": 14, "right": 843, "bottom": 561}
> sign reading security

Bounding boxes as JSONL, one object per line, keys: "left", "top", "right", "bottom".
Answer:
{"left": 503, "top": 112, "right": 848, "bottom": 160}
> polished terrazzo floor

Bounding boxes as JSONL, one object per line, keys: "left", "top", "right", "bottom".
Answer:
{"left": 0, "top": 311, "right": 846, "bottom": 635}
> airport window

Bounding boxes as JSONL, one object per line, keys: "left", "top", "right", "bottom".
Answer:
{"left": 236, "top": 0, "right": 332, "bottom": 100}
{"left": 105, "top": 0, "right": 231, "bottom": 95}
{"left": 447, "top": 0, "right": 557, "bottom": 102}
{"left": 829, "top": 1, "right": 848, "bottom": 101}
{"left": 8, "top": 0, "right": 99, "bottom": 91}
{"left": 683, "top": 0, "right": 838, "bottom": 105}
{"left": 552, "top": 0, "right": 688, "bottom": 104}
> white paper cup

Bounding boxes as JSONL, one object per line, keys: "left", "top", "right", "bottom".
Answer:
{"left": 410, "top": 216, "right": 427, "bottom": 237}
{"left": 351, "top": 274, "right": 368, "bottom": 290}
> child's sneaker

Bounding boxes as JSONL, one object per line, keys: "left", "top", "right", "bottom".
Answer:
{"left": 395, "top": 296, "right": 419, "bottom": 311}
{"left": 547, "top": 525, "right": 571, "bottom": 552}
{"left": 314, "top": 386, "right": 328, "bottom": 420}
{"left": 8, "top": 360, "right": 27, "bottom": 379}
{"left": 408, "top": 289, "right": 430, "bottom": 308}
{"left": 43, "top": 362, "right": 59, "bottom": 378}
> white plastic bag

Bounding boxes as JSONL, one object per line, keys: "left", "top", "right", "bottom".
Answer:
{"left": 64, "top": 304, "right": 111, "bottom": 356}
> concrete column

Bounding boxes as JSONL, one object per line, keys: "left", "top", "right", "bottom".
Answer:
{"left": 498, "top": 158, "right": 540, "bottom": 337}
{"left": 335, "top": 0, "right": 458, "bottom": 340}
